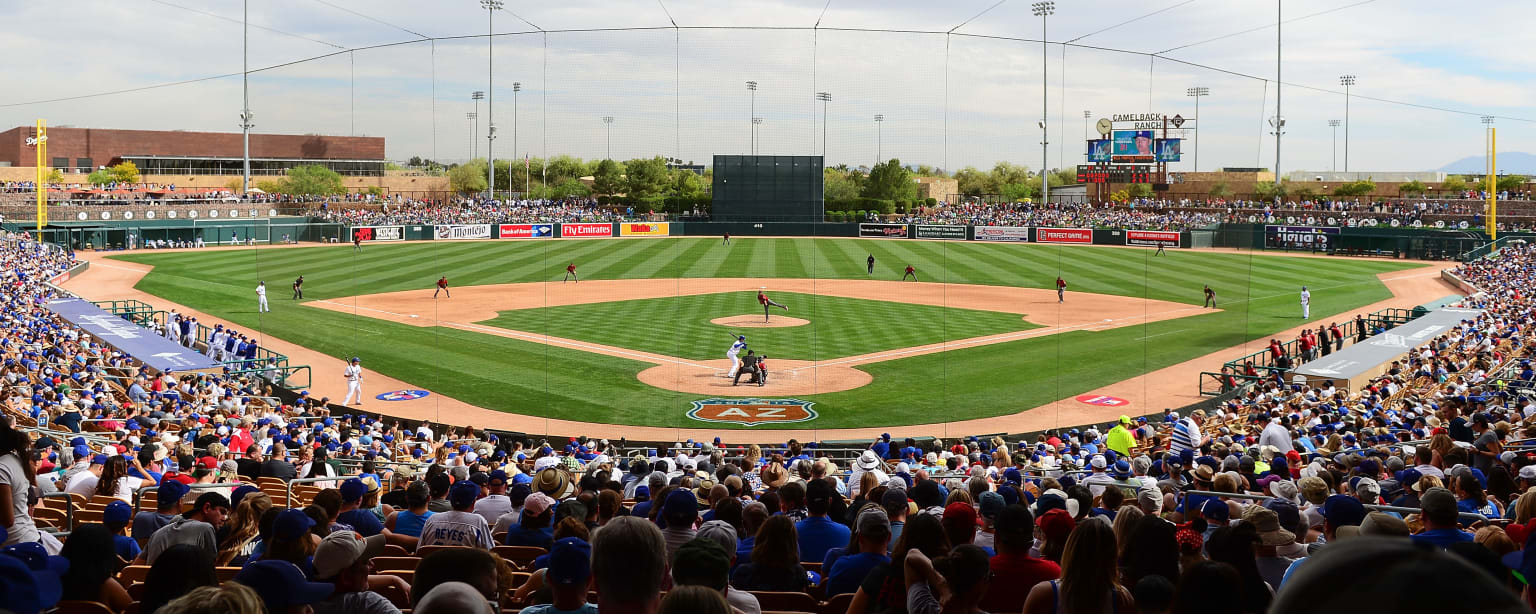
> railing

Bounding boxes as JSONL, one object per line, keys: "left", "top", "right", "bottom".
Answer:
{"left": 1181, "top": 489, "right": 1491, "bottom": 523}
{"left": 1198, "top": 372, "right": 1265, "bottom": 397}
{"left": 132, "top": 482, "right": 246, "bottom": 515}
{"left": 1217, "top": 306, "right": 1423, "bottom": 379}
{"left": 1456, "top": 235, "right": 1521, "bottom": 262}
{"left": 40, "top": 491, "right": 76, "bottom": 532}
{"left": 284, "top": 474, "right": 362, "bottom": 507}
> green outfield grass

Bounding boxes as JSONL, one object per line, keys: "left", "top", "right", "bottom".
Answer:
{"left": 110, "top": 237, "right": 1426, "bottom": 429}
{"left": 482, "top": 291, "right": 1037, "bottom": 361}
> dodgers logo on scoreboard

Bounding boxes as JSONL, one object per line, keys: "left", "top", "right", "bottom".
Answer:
{"left": 376, "top": 389, "right": 430, "bottom": 401}
{"left": 687, "top": 398, "right": 818, "bottom": 426}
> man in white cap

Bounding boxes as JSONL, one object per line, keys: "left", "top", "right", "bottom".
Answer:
{"left": 1080, "top": 455, "right": 1117, "bottom": 497}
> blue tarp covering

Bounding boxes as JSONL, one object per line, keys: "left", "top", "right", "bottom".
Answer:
{"left": 45, "top": 298, "right": 222, "bottom": 372}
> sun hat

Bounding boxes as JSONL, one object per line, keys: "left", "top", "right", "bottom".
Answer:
{"left": 857, "top": 450, "right": 882, "bottom": 471}
{"left": 313, "top": 530, "right": 386, "bottom": 580}
{"left": 1242, "top": 504, "right": 1296, "bottom": 546}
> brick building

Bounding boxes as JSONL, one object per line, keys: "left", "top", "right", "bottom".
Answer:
{"left": 0, "top": 126, "right": 386, "bottom": 176}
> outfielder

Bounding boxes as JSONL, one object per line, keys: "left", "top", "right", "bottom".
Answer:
{"left": 726, "top": 335, "right": 747, "bottom": 378}
{"left": 353, "top": 233, "right": 362, "bottom": 252}
{"left": 1300, "top": 286, "right": 1311, "bottom": 319}
{"left": 343, "top": 357, "right": 364, "bottom": 405}
{"left": 723, "top": 232, "right": 731, "bottom": 246}
{"left": 867, "top": 254, "right": 876, "bottom": 275}
{"left": 434, "top": 276, "right": 450, "bottom": 298}
{"left": 256, "top": 282, "right": 269, "bottom": 312}
{"left": 563, "top": 262, "right": 579, "bottom": 283}
{"left": 758, "top": 289, "right": 788, "bottom": 322}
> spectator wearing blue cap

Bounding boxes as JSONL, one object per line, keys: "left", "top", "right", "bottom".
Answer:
{"left": 141, "top": 491, "right": 231, "bottom": 565}
{"left": 419, "top": 481, "right": 493, "bottom": 549}
{"left": 235, "top": 560, "right": 336, "bottom": 614}
{"left": 0, "top": 535, "right": 71, "bottom": 614}
{"left": 133, "top": 480, "right": 189, "bottom": 542}
{"left": 62, "top": 454, "right": 107, "bottom": 498}
{"left": 473, "top": 470, "right": 513, "bottom": 527}
{"left": 521, "top": 537, "right": 597, "bottom": 614}
{"left": 661, "top": 489, "right": 700, "bottom": 558}
{"left": 103, "top": 500, "right": 141, "bottom": 561}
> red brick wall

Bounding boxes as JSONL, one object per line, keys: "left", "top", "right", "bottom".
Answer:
{"left": 0, "top": 127, "right": 384, "bottom": 167}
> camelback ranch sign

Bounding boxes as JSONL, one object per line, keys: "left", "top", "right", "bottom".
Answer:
{"left": 687, "top": 398, "right": 818, "bottom": 426}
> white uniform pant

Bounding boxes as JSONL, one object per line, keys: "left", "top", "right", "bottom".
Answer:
{"left": 181, "top": 333, "right": 194, "bottom": 347}
{"left": 344, "top": 379, "right": 363, "bottom": 404}
{"left": 727, "top": 355, "right": 741, "bottom": 377}
{"left": 258, "top": 296, "right": 269, "bottom": 312}
{"left": 1302, "top": 303, "right": 1310, "bottom": 319}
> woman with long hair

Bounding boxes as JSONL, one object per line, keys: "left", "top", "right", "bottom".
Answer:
{"left": 1204, "top": 524, "right": 1272, "bottom": 613}
{"left": 217, "top": 492, "right": 272, "bottom": 566}
{"left": 1122, "top": 515, "right": 1180, "bottom": 588}
{"left": 140, "top": 544, "right": 220, "bottom": 614}
{"left": 95, "top": 455, "right": 146, "bottom": 503}
{"left": 1112, "top": 505, "right": 1145, "bottom": 558}
{"left": 299, "top": 446, "right": 337, "bottom": 489}
{"left": 729, "top": 514, "right": 810, "bottom": 592}
{"left": 1455, "top": 472, "right": 1501, "bottom": 518}
{"left": 0, "top": 416, "right": 39, "bottom": 547}
{"left": 256, "top": 508, "right": 321, "bottom": 578}
{"left": 59, "top": 523, "right": 133, "bottom": 610}
{"left": 1023, "top": 517, "right": 1135, "bottom": 614}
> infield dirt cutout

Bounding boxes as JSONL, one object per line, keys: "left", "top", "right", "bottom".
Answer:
{"left": 305, "top": 277, "right": 1213, "bottom": 396}
{"left": 710, "top": 314, "right": 810, "bottom": 328}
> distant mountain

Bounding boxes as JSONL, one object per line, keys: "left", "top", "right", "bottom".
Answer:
{"left": 1439, "top": 152, "right": 1536, "bottom": 174}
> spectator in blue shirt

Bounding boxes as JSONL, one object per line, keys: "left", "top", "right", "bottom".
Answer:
{"left": 795, "top": 478, "right": 850, "bottom": 564}
{"left": 505, "top": 492, "right": 556, "bottom": 549}
{"left": 104, "top": 500, "right": 142, "bottom": 561}
{"left": 1411, "top": 488, "right": 1474, "bottom": 549}
{"left": 824, "top": 505, "right": 892, "bottom": 596}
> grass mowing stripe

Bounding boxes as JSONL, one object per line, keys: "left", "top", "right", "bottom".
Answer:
{"left": 677, "top": 238, "right": 730, "bottom": 278}
{"left": 607, "top": 238, "right": 684, "bottom": 279}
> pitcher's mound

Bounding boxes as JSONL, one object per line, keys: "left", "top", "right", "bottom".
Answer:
{"left": 710, "top": 315, "right": 810, "bottom": 328}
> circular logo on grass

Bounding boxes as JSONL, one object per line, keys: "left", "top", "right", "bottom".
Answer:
{"left": 688, "top": 398, "right": 817, "bottom": 426}
{"left": 376, "top": 389, "right": 430, "bottom": 401}
{"left": 1075, "top": 394, "right": 1129, "bottom": 407}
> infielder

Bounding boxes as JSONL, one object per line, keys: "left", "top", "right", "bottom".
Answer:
{"left": 256, "top": 282, "right": 270, "bottom": 313}
{"left": 867, "top": 254, "right": 876, "bottom": 275}
{"left": 1300, "top": 285, "right": 1311, "bottom": 319}
{"left": 758, "top": 289, "right": 788, "bottom": 322}
{"left": 1203, "top": 285, "right": 1216, "bottom": 308}
{"left": 902, "top": 265, "right": 917, "bottom": 281}
{"left": 1056, "top": 276, "right": 1067, "bottom": 303}
{"left": 563, "top": 262, "right": 579, "bottom": 283}
{"left": 434, "top": 276, "right": 450, "bottom": 298}
{"left": 343, "top": 357, "right": 364, "bottom": 405}
{"left": 726, "top": 335, "right": 747, "bottom": 378}
{"left": 292, "top": 275, "right": 304, "bottom": 300}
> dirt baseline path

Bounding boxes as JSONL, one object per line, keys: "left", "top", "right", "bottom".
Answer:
{"left": 305, "top": 278, "right": 1210, "bottom": 395}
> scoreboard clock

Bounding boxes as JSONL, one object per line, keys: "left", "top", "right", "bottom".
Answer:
{"left": 1075, "top": 165, "right": 1155, "bottom": 184}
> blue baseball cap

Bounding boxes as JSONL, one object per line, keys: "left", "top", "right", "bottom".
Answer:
{"left": 547, "top": 537, "right": 592, "bottom": 586}
{"left": 104, "top": 500, "right": 132, "bottom": 525}
{"left": 234, "top": 561, "right": 334, "bottom": 611}
{"left": 449, "top": 481, "right": 480, "bottom": 509}
{"left": 0, "top": 542, "right": 69, "bottom": 613}
{"left": 274, "top": 508, "right": 316, "bottom": 541}
{"left": 340, "top": 478, "right": 368, "bottom": 503}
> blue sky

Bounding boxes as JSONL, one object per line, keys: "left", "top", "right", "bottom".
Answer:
{"left": 1, "top": 0, "right": 1531, "bottom": 173}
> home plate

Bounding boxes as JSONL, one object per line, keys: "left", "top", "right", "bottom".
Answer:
{"left": 411, "top": 314, "right": 419, "bottom": 318}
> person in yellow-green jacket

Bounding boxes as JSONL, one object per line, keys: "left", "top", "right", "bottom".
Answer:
{"left": 1106, "top": 415, "right": 1136, "bottom": 456}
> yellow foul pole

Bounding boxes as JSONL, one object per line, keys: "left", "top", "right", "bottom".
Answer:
{"left": 1488, "top": 127, "right": 1497, "bottom": 241}
{"left": 34, "top": 120, "right": 48, "bottom": 241}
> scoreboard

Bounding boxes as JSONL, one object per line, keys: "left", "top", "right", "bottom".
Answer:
{"left": 1076, "top": 165, "right": 1155, "bottom": 184}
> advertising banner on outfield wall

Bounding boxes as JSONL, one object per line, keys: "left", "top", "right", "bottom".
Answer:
{"left": 1125, "top": 230, "right": 1180, "bottom": 247}
{"left": 559, "top": 223, "right": 614, "bottom": 238}
{"left": 499, "top": 224, "right": 554, "bottom": 239}
{"left": 433, "top": 224, "right": 493, "bottom": 240}
{"left": 972, "top": 226, "right": 1031, "bottom": 242}
{"left": 352, "top": 226, "right": 404, "bottom": 242}
{"left": 1265, "top": 225, "right": 1339, "bottom": 249}
{"left": 915, "top": 225, "right": 967, "bottom": 240}
{"left": 1035, "top": 227, "right": 1092, "bottom": 244}
{"left": 46, "top": 298, "right": 222, "bottom": 372}
{"left": 859, "top": 223, "right": 909, "bottom": 238}
{"left": 620, "top": 222, "right": 671, "bottom": 237}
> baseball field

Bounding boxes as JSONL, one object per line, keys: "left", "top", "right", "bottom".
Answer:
{"left": 106, "top": 237, "right": 1425, "bottom": 430}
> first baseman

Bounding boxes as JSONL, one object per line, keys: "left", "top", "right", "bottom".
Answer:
{"left": 256, "top": 281, "right": 270, "bottom": 312}
{"left": 758, "top": 289, "right": 788, "bottom": 322}
{"left": 726, "top": 335, "right": 747, "bottom": 378}
{"left": 564, "top": 262, "right": 579, "bottom": 283}
{"left": 343, "top": 357, "right": 364, "bottom": 405}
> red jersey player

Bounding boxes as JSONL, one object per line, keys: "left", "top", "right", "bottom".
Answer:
{"left": 563, "top": 263, "right": 578, "bottom": 283}
{"left": 757, "top": 289, "right": 788, "bottom": 323}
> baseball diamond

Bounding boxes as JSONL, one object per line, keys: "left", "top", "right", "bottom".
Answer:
{"left": 85, "top": 235, "right": 1436, "bottom": 433}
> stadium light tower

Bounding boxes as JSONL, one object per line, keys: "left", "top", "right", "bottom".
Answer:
{"left": 466, "top": 112, "right": 478, "bottom": 159}
{"left": 512, "top": 82, "right": 520, "bottom": 170}
{"left": 603, "top": 116, "right": 615, "bottom": 159}
{"left": 746, "top": 81, "right": 758, "bottom": 155}
{"left": 471, "top": 91, "right": 485, "bottom": 161}
{"left": 482, "top": 0, "right": 503, "bottom": 200}
{"left": 752, "top": 117, "right": 763, "bottom": 155}
{"left": 816, "top": 92, "right": 831, "bottom": 160}
{"left": 1328, "top": 119, "right": 1341, "bottom": 172}
{"left": 1273, "top": 0, "right": 1282, "bottom": 201}
{"left": 1186, "top": 87, "right": 1208, "bottom": 172}
{"left": 240, "top": 0, "right": 251, "bottom": 195}
{"left": 1339, "top": 74, "right": 1356, "bottom": 173}
{"left": 874, "top": 114, "right": 884, "bottom": 164}
{"left": 1032, "top": 1, "right": 1054, "bottom": 205}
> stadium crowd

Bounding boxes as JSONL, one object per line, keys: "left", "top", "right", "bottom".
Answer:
{"left": 4, "top": 227, "right": 1536, "bottom": 614}
{"left": 308, "top": 198, "right": 642, "bottom": 227}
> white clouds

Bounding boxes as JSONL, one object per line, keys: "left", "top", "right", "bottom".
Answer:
{"left": 1, "top": 0, "right": 1531, "bottom": 172}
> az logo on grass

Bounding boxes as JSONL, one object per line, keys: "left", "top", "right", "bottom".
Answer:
{"left": 688, "top": 398, "right": 817, "bottom": 426}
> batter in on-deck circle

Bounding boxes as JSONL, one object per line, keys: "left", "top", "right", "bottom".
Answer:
{"left": 563, "top": 262, "right": 579, "bottom": 283}
{"left": 434, "top": 276, "right": 450, "bottom": 298}
{"left": 758, "top": 289, "right": 788, "bottom": 322}
{"left": 343, "top": 357, "right": 364, "bottom": 405}
{"left": 1056, "top": 276, "right": 1067, "bottom": 302}
{"left": 867, "top": 254, "right": 875, "bottom": 275}
{"left": 902, "top": 265, "right": 917, "bottom": 281}
{"left": 726, "top": 335, "right": 747, "bottom": 378}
